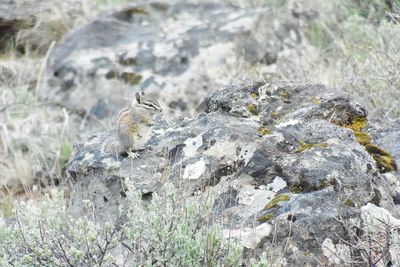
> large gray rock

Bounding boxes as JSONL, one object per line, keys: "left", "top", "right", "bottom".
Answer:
{"left": 0, "top": 0, "right": 38, "bottom": 51}
{"left": 67, "top": 81, "right": 400, "bottom": 265}
{"left": 39, "top": 1, "right": 301, "bottom": 119}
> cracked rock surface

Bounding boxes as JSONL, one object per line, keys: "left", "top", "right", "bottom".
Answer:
{"left": 67, "top": 81, "right": 400, "bottom": 265}
{"left": 39, "top": 1, "right": 300, "bottom": 119}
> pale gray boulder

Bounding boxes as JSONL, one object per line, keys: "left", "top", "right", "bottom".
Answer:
{"left": 67, "top": 81, "right": 400, "bottom": 265}
{"left": 39, "top": 1, "right": 300, "bottom": 119}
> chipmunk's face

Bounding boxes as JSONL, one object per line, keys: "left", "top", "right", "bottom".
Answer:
{"left": 134, "top": 92, "right": 162, "bottom": 116}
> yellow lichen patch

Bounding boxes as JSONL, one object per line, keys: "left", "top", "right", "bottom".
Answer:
{"left": 344, "top": 199, "right": 356, "bottom": 207}
{"left": 313, "top": 97, "right": 321, "bottom": 105}
{"left": 271, "top": 111, "right": 280, "bottom": 117}
{"left": 120, "top": 72, "right": 143, "bottom": 86}
{"left": 374, "top": 155, "right": 397, "bottom": 173}
{"left": 279, "top": 89, "right": 290, "bottom": 103}
{"left": 124, "top": 7, "right": 150, "bottom": 15}
{"left": 289, "top": 179, "right": 333, "bottom": 194}
{"left": 365, "top": 143, "right": 392, "bottom": 156}
{"left": 290, "top": 184, "right": 303, "bottom": 193}
{"left": 258, "top": 126, "right": 272, "bottom": 136}
{"left": 354, "top": 131, "right": 372, "bottom": 146}
{"left": 365, "top": 144, "right": 398, "bottom": 173}
{"left": 295, "top": 140, "right": 328, "bottom": 153}
{"left": 331, "top": 113, "right": 397, "bottom": 173}
{"left": 250, "top": 92, "right": 259, "bottom": 99}
{"left": 264, "top": 194, "right": 290, "bottom": 210}
{"left": 257, "top": 213, "right": 273, "bottom": 223}
{"left": 344, "top": 117, "right": 367, "bottom": 132}
{"left": 318, "top": 178, "right": 335, "bottom": 190}
{"left": 247, "top": 104, "right": 259, "bottom": 115}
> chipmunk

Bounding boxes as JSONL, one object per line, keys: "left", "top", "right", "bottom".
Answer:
{"left": 116, "top": 92, "right": 162, "bottom": 159}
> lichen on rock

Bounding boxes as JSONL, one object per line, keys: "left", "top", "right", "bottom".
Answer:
{"left": 66, "top": 81, "right": 400, "bottom": 266}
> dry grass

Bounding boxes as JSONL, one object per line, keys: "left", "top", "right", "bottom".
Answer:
{"left": 0, "top": 0, "right": 141, "bottom": 215}
{"left": 11, "top": 0, "right": 98, "bottom": 56}
{"left": 0, "top": 58, "right": 74, "bottom": 199}
{"left": 0, "top": 0, "right": 103, "bottom": 210}
{"left": 275, "top": 0, "right": 400, "bottom": 123}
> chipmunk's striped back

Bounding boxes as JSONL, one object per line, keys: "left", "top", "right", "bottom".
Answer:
{"left": 116, "top": 107, "right": 129, "bottom": 136}
{"left": 116, "top": 107, "right": 130, "bottom": 126}
{"left": 116, "top": 107, "right": 138, "bottom": 136}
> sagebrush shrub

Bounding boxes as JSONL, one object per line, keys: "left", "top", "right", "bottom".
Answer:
{"left": 0, "top": 181, "right": 260, "bottom": 266}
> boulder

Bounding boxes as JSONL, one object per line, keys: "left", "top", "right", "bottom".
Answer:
{"left": 0, "top": 0, "right": 37, "bottom": 51}
{"left": 39, "top": 1, "right": 301, "bottom": 119}
{"left": 67, "top": 81, "right": 400, "bottom": 265}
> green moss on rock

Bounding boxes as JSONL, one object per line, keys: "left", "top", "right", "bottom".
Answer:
{"left": 295, "top": 140, "right": 328, "bottom": 153}
{"left": 120, "top": 72, "right": 142, "bottom": 85}
{"left": 344, "top": 199, "right": 356, "bottom": 207}
{"left": 313, "top": 97, "right": 321, "bottom": 105}
{"left": 125, "top": 7, "right": 150, "bottom": 15}
{"left": 318, "top": 178, "right": 335, "bottom": 190}
{"left": 271, "top": 111, "right": 280, "bottom": 117}
{"left": 365, "top": 144, "right": 398, "bottom": 172}
{"left": 258, "top": 126, "right": 272, "bottom": 136}
{"left": 330, "top": 113, "right": 397, "bottom": 173}
{"left": 290, "top": 178, "right": 334, "bottom": 194}
{"left": 344, "top": 117, "right": 367, "bottom": 131}
{"left": 247, "top": 104, "right": 259, "bottom": 115}
{"left": 279, "top": 89, "right": 290, "bottom": 103}
{"left": 354, "top": 131, "right": 372, "bottom": 146}
{"left": 290, "top": 184, "right": 303, "bottom": 193}
{"left": 264, "top": 194, "right": 290, "bottom": 210}
{"left": 257, "top": 213, "right": 273, "bottom": 223}
{"left": 250, "top": 92, "right": 259, "bottom": 99}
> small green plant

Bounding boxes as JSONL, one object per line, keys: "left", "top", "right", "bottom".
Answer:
{"left": 1, "top": 181, "right": 276, "bottom": 266}
{"left": 277, "top": 0, "right": 400, "bottom": 120}
{"left": 123, "top": 181, "right": 244, "bottom": 266}
{"left": 0, "top": 194, "right": 13, "bottom": 217}
{"left": 0, "top": 191, "right": 121, "bottom": 266}
{"left": 59, "top": 139, "right": 72, "bottom": 171}
{"left": 334, "top": 207, "right": 400, "bottom": 266}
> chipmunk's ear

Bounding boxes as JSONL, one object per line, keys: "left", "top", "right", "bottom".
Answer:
{"left": 135, "top": 92, "right": 142, "bottom": 104}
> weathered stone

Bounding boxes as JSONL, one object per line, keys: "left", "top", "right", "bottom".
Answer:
{"left": 67, "top": 81, "right": 400, "bottom": 265}
{"left": 39, "top": 2, "right": 301, "bottom": 119}
{"left": 0, "top": 0, "right": 38, "bottom": 51}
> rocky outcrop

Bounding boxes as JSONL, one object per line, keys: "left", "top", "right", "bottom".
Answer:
{"left": 0, "top": 0, "right": 38, "bottom": 51}
{"left": 67, "top": 81, "right": 400, "bottom": 265}
{"left": 39, "top": 1, "right": 301, "bottom": 119}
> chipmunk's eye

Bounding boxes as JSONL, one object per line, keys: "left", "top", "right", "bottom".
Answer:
{"left": 135, "top": 93, "right": 142, "bottom": 104}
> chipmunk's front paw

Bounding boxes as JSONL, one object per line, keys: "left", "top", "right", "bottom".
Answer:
{"left": 127, "top": 151, "right": 139, "bottom": 159}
